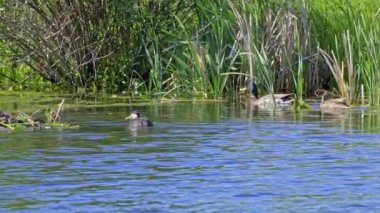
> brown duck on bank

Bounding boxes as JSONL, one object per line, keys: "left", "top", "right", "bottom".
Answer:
{"left": 315, "top": 89, "right": 349, "bottom": 109}
{"left": 248, "top": 79, "right": 294, "bottom": 107}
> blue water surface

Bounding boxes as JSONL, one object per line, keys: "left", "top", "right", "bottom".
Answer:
{"left": 1, "top": 102, "right": 380, "bottom": 212}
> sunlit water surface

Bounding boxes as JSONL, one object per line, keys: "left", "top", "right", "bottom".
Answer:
{"left": 1, "top": 101, "right": 380, "bottom": 212}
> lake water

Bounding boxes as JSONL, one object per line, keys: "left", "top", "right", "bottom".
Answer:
{"left": 1, "top": 99, "right": 380, "bottom": 212}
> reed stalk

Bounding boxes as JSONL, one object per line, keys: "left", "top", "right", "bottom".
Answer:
{"left": 353, "top": 16, "right": 380, "bottom": 105}
{"left": 318, "top": 47, "right": 350, "bottom": 101}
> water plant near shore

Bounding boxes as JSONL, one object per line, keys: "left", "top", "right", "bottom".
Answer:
{"left": 0, "top": 99, "right": 78, "bottom": 130}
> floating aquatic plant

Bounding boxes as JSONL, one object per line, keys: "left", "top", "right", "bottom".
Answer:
{"left": 0, "top": 99, "right": 78, "bottom": 130}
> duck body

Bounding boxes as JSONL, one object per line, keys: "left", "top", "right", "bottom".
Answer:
{"left": 125, "top": 111, "right": 153, "bottom": 127}
{"left": 250, "top": 94, "right": 294, "bottom": 107}
{"left": 320, "top": 97, "right": 349, "bottom": 109}
{"left": 129, "top": 118, "right": 153, "bottom": 127}
{"left": 316, "top": 89, "right": 350, "bottom": 109}
{"left": 248, "top": 80, "right": 294, "bottom": 107}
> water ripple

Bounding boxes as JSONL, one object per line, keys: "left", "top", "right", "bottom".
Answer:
{"left": 1, "top": 105, "right": 380, "bottom": 212}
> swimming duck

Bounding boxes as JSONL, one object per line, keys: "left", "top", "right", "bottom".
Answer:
{"left": 316, "top": 89, "right": 349, "bottom": 109}
{"left": 125, "top": 111, "right": 153, "bottom": 127}
{"left": 248, "top": 80, "right": 294, "bottom": 107}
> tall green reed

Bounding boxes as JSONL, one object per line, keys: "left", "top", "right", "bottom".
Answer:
{"left": 2, "top": 0, "right": 380, "bottom": 104}
{"left": 311, "top": 0, "right": 380, "bottom": 105}
{"left": 143, "top": 38, "right": 163, "bottom": 95}
{"left": 353, "top": 16, "right": 380, "bottom": 105}
{"left": 229, "top": 0, "right": 313, "bottom": 106}
{"left": 165, "top": 0, "right": 239, "bottom": 99}
{"left": 228, "top": 0, "right": 276, "bottom": 96}
{"left": 318, "top": 33, "right": 354, "bottom": 104}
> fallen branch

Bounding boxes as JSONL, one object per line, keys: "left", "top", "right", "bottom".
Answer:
{"left": 53, "top": 99, "right": 65, "bottom": 123}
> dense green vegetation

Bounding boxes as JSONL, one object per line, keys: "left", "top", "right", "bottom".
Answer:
{"left": 0, "top": 0, "right": 379, "bottom": 105}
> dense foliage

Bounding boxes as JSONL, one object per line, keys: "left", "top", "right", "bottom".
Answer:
{"left": 0, "top": 0, "right": 379, "bottom": 104}
{"left": 0, "top": 0, "right": 195, "bottom": 93}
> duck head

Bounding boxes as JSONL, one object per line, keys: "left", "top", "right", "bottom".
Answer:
{"left": 125, "top": 111, "right": 141, "bottom": 120}
{"left": 315, "top": 89, "right": 328, "bottom": 103}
